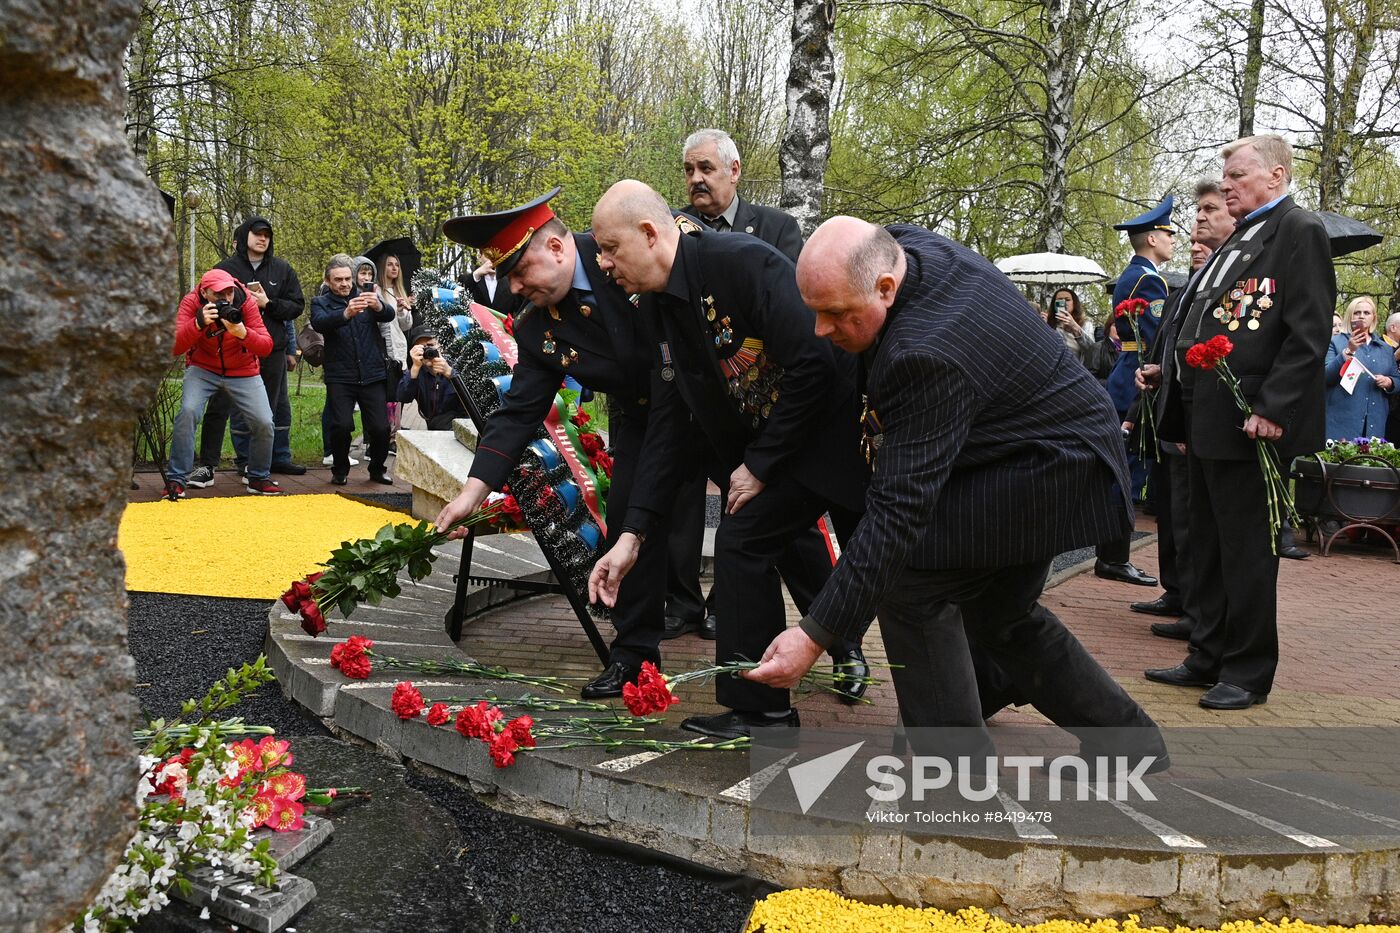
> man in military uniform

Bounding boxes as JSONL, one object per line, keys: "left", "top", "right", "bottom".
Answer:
{"left": 1095, "top": 195, "right": 1175, "bottom": 587}
{"left": 433, "top": 189, "right": 667, "bottom": 700}
{"left": 1143, "top": 134, "right": 1333, "bottom": 709}
{"left": 587, "top": 180, "right": 868, "bottom": 740}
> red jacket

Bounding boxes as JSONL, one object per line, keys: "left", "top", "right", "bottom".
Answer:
{"left": 173, "top": 268, "right": 272, "bottom": 376}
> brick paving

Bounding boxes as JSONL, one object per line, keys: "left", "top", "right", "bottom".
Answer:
{"left": 130, "top": 468, "right": 1400, "bottom": 730}
{"left": 447, "top": 514, "right": 1400, "bottom": 732}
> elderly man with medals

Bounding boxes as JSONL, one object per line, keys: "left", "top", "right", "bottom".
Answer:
{"left": 586, "top": 180, "right": 870, "bottom": 741}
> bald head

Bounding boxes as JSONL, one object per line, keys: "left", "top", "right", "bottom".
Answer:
{"left": 592, "top": 180, "right": 682, "bottom": 294}
{"left": 799, "top": 216, "right": 905, "bottom": 353}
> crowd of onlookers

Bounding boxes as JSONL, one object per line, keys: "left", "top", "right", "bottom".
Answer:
{"left": 161, "top": 217, "right": 489, "bottom": 500}
{"left": 1032, "top": 289, "right": 1399, "bottom": 445}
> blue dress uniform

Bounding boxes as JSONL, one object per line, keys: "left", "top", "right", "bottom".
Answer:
{"left": 1107, "top": 197, "right": 1174, "bottom": 418}
{"left": 1107, "top": 254, "right": 1169, "bottom": 416}
{"left": 1090, "top": 197, "right": 1174, "bottom": 588}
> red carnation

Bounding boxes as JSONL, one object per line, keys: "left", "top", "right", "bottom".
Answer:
{"left": 507, "top": 715, "right": 536, "bottom": 748}
{"left": 571, "top": 409, "right": 591, "bottom": 428}
{"left": 330, "top": 635, "right": 374, "bottom": 678}
{"left": 1114, "top": 297, "right": 1149, "bottom": 319}
{"left": 589, "top": 449, "right": 614, "bottom": 478}
{"left": 1185, "top": 334, "right": 1234, "bottom": 370}
{"left": 621, "top": 661, "right": 677, "bottom": 717}
{"left": 390, "top": 681, "right": 425, "bottom": 719}
{"left": 454, "top": 701, "right": 503, "bottom": 741}
{"left": 495, "top": 493, "right": 524, "bottom": 528}
{"left": 579, "top": 433, "right": 605, "bottom": 456}
{"left": 504, "top": 314, "right": 515, "bottom": 336}
{"left": 488, "top": 732, "right": 520, "bottom": 768}
{"left": 426, "top": 703, "right": 450, "bottom": 726}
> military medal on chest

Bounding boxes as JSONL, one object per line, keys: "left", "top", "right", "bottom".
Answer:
{"left": 659, "top": 340, "right": 675, "bottom": 382}
{"left": 541, "top": 329, "right": 578, "bottom": 368}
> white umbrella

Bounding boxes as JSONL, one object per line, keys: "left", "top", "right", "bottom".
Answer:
{"left": 995, "top": 251, "right": 1108, "bottom": 285}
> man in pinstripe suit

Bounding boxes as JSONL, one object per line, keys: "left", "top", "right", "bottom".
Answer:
{"left": 746, "top": 216, "right": 1165, "bottom": 756}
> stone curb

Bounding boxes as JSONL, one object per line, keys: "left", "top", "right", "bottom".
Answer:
{"left": 267, "top": 550, "right": 1400, "bottom": 925}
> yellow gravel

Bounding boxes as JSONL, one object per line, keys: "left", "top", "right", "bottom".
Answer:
{"left": 745, "top": 892, "right": 1400, "bottom": 933}
{"left": 119, "top": 494, "right": 410, "bottom": 598}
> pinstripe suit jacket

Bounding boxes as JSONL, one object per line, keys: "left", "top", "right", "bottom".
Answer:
{"left": 807, "top": 225, "right": 1134, "bottom": 643}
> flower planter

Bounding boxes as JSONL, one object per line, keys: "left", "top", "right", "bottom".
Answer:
{"left": 1291, "top": 455, "right": 1400, "bottom": 524}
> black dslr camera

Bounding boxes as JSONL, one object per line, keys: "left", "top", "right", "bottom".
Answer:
{"left": 421, "top": 346, "right": 440, "bottom": 361}
{"left": 214, "top": 298, "right": 243, "bottom": 325}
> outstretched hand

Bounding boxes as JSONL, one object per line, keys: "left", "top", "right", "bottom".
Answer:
{"left": 743, "top": 626, "right": 825, "bottom": 690}
{"left": 588, "top": 533, "right": 642, "bottom": 607}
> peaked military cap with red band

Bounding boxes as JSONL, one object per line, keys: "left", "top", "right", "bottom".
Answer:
{"left": 442, "top": 187, "right": 561, "bottom": 277}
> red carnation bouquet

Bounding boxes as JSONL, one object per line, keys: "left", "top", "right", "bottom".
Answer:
{"left": 1184, "top": 334, "right": 1298, "bottom": 550}
{"left": 1114, "top": 297, "right": 1158, "bottom": 464}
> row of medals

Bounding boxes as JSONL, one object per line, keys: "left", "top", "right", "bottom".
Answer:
{"left": 707, "top": 297, "right": 782, "bottom": 426}
{"left": 1214, "top": 284, "right": 1273, "bottom": 331}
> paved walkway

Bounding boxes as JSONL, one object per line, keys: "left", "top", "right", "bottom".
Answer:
{"left": 129, "top": 458, "right": 408, "bottom": 503}
{"left": 132, "top": 460, "right": 1400, "bottom": 731}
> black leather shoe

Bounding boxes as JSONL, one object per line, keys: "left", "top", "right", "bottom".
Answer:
{"left": 1130, "top": 595, "right": 1182, "bottom": 616}
{"left": 580, "top": 661, "right": 642, "bottom": 700}
{"left": 1150, "top": 620, "right": 1193, "bottom": 640}
{"left": 1144, "top": 663, "right": 1215, "bottom": 687}
{"left": 270, "top": 461, "right": 307, "bottom": 475}
{"left": 680, "top": 708, "right": 799, "bottom": 741}
{"left": 700, "top": 611, "right": 717, "bottom": 641}
{"left": 368, "top": 471, "right": 394, "bottom": 485}
{"left": 662, "top": 615, "right": 702, "bottom": 640}
{"left": 1095, "top": 560, "right": 1159, "bottom": 586}
{"left": 830, "top": 647, "right": 870, "bottom": 704}
{"left": 1278, "top": 544, "right": 1310, "bottom": 560}
{"left": 1199, "top": 682, "right": 1268, "bottom": 710}
{"left": 330, "top": 474, "right": 348, "bottom": 486}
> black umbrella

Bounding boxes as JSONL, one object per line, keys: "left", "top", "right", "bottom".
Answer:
{"left": 364, "top": 237, "right": 422, "bottom": 287}
{"left": 1317, "top": 211, "right": 1384, "bottom": 258}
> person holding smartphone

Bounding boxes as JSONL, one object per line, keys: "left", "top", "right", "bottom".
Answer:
{"left": 1050, "top": 287, "right": 1096, "bottom": 366}
{"left": 310, "top": 255, "right": 395, "bottom": 485}
{"left": 1323, "top": 295, "right": 1398, "bottom": 440}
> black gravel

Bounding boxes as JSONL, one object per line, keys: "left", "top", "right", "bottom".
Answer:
{"left": 128, "top": 592, "right": 753, "bottom": 932}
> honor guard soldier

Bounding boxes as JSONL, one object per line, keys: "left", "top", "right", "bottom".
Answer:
{"left": 587, "top": 180, "right": 869, "bottom": 741}
{"left": 1094, "top": 195, "right": 1175, "bottom": 587}
{"left": 434, "top": 188, "right": 669, "bottom": 701}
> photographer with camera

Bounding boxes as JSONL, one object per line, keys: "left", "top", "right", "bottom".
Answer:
{"left": 396, "top": 325, "right": 467, "bottom": 430}
{"left": 311, "top": 255, "right": 395, "bottom": 485}
{"left": 166, "top": 268, "right": 282, "bottom": 499}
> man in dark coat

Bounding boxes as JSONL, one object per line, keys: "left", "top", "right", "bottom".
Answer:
{"left": 1129, "top": 180, "right": 1233, "bottom": 639}
{"left": 664, "top": 131, "right": 862, "bottom": 700}
{"left": 197, "top": 216, "right": 306, "bottom": 483}
{"left": 310, "top": 254, "right": 395, "bottom": 485}
{"left": 677, "top": 129, "right": 802, "bottom": 260}
{"left": 433, "top": 189, "right": 670, "bottom": 700}
{"left": 1143, "top": 134, "right": 1334, "bottom": 710}
{"left": 588, "top": 181, "right": 869, "bottom": 740}
{"left": 743, "top": 216, "right": 1165, "bottom": 763}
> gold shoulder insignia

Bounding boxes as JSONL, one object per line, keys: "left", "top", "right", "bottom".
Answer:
{"left": 675, "top": 214, "right": 703, "bottom": 236}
